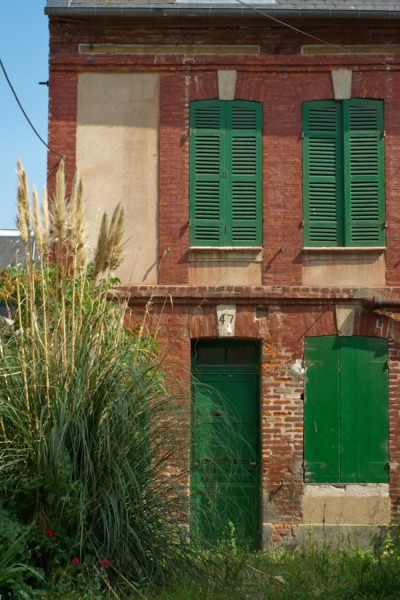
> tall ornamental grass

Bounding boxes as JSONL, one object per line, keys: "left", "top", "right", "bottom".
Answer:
{"left": 0, "top": 162, "right": 208, "bottom": 595}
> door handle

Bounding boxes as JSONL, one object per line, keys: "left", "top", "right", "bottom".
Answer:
{"left": 248, "top": 462, "right": 257, "bottom": 472}
{"left": 210, "top": 411, "right": 222, "bottom": 417}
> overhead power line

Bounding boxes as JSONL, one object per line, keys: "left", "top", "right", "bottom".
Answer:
{"left": 0, "top": 58, "right": 63, "bottom": 158}
{"left": 233, "top": 0, "right": 400, "bottom": 206}
{"left": 2, "top": 6, "right": 397, "bottom": 167}
{"left": 234, "top": 0, "right": 399, "bottom": 70}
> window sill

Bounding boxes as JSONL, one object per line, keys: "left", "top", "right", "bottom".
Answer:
{"left": 190, "top": 246, "right": 263, "bottom": 251}
{"left": 303, "top": 247, "right": 385, "bottom": 253}
{"left": 304, "top": 483, "right": 389, "bottom": 496}
{"left": 189, "top": 247, "right": 263, "bottom": 263}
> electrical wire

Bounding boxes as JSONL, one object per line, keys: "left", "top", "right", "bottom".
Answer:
{"left": 233, "top": 0, "right": 400, "bottom": 221}
{"left": 0, "top": 58, "right": 63, "bottom": 158}
{"left": 234, "top": 0, "right": 400, "bottom": 70}
{"left": 2, "top": 5, "right": 398, "bottom": 166}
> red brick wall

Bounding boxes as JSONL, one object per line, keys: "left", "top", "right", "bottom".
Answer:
{"left": 48, "top": 13, "right": 400, "bottom": 540}
{"left": 47, "top": 70, "right": 77, "bottom": 195}
{"left": 159, "top": 74, "right": 190, "bottom": 285}
{"left": 48, "top": 15, "right": 400, "bottom": 287}
{"left": 123, "top": 292, "right": 399, "bottom": 532}
{"left": 388, "top": 335, "right": 400, "bottom": 514}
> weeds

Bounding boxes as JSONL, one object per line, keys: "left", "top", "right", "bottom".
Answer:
{"left": 156, "top": 545, "right": 400, "bottom": 600}
{"left": 0, "top": 507, "right": 44, "bottom": 598}
{"left": 0, "top": 162, "right": 216, "bottom": 597}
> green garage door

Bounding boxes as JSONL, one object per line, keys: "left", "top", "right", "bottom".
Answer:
{"left": 304, "top": 336, "right": 389, "bottom": 484}
{"left": 191, "top": 341, "right": 260, "bottom": 548}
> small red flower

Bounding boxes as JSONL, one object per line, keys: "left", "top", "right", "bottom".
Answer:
{"left": 99, "top": 559, "right": 111, "bottom": 568}
{"left": 45, "top": 529, "right": 55, "bottom": 538}
{"left": 71, "top": 556, "right": 80, "bottom": 566}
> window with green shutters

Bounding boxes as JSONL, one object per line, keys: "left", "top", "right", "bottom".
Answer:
{"left": 304, "top": 336, "right": 389, "bottom": 484}
{"left": 189, "top": 100, "right": 262, "bottom": 247}
{"left": 303, "top": 99, "right": 385, "bottom": 247}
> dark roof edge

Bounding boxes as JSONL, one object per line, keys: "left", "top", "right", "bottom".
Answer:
{"left": 45, "top": 7, "right": 400, "bottom": 19}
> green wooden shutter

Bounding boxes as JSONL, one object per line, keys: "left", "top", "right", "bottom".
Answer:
{"left": 190, "top": 101, "right": 226, "bottom": 246}
{"left": 190, "top": 100, "right": 262, "bottom": 247}
{"left": 303, "top": 101, "right": 343, "bottom": 246}
{"left": 305, "top": 336, "right": 389, "bottom": 484}
{"left": 343, "top": 99, "right": 385, "bottom": 246}
{"left": 228, "top": 102, "right": 262, "bottom": 246}
{"left": 340, "top": 337, "right": 388, "bottom": 483}
{"left": 304, "top": 336, "right": 341, "bottom": 483}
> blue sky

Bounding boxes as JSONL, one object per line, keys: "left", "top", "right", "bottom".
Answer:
{"left": 0, "top": 1, "right": 48, "bottom": 229}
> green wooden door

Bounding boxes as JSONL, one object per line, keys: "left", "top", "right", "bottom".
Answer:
{"left": 191, "top": 341, "right": 260, "bottom": 548}
{"left": 304, "top": 336, "right": 389, "bottom": 484}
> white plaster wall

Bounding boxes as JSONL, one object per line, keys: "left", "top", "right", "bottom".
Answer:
{"left": 303, "top": 484, "right": 391, "bottom": 525}
{"left": 189, "top": 249, "right": 263, "bottom": 285}
{"left": 77, "top": 73, "right": 159, "bottom": 284}
{"left": 302, "top": 250, "right": 385, "bottom": 287}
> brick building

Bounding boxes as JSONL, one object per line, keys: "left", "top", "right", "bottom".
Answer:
{"left": 46, "top": 0, "right": 400, "bottom": 548}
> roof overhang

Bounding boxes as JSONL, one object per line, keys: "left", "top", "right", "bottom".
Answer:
{"left": 45, "top": 3, "right": 400, "bottom": 20}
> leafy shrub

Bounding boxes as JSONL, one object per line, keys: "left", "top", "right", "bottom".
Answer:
{"left": 0, "top": 507, "right": 44, "bottom": 598}
{"left": 0, "top": 162, "right": 211, "bottom": 596}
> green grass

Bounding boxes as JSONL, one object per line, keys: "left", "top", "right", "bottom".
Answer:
{"left": 20, "top": 545, "right": 400, "bottom": 599}
{"left": 155, "top": 546, "right": 400, "bottom": 600}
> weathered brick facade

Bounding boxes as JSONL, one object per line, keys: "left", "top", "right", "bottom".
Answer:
{"left": 46, "top": 2, "right": 400, "bottom": 547}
